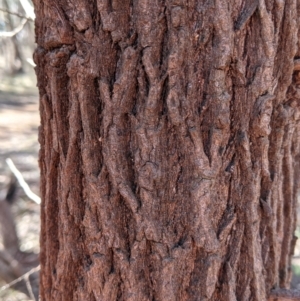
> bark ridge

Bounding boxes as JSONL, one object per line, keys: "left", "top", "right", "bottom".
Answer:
{"left": 33, "top": 0, "right": 300, "bottom": 300}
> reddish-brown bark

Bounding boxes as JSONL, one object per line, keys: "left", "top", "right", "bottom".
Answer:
{"left": 33, "top": 0, "right": 300, "bottom": 300}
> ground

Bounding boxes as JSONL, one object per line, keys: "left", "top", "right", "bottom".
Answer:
{"left": 0, "top": 71, "right": 40, "bottom": 301}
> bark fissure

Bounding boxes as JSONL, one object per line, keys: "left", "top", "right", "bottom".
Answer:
{"left": 33, "top": 0, "right": 300, "bottom": 300}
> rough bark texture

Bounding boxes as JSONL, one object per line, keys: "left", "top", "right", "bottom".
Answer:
{"left": 33, "top": 0, "right": 300, "bottom": 300}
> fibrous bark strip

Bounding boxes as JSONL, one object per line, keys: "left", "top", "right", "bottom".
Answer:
{"left": 33, "top": 0, "right": 300, "bottom": 300}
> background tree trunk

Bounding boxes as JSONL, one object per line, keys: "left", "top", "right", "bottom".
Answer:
{"left": 33, "top": 0, "right": 300, "bottom": 300}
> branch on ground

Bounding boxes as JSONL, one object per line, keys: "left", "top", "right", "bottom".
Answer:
{"left": 19, "top": 0, "right": 35, "bottom": 20}
{"left": 0, "top": 7, "right": 33, "bottom": 21}
{"left": 6, "top": 158, "right": 41, "bottom": 204}
{"left": 0, "top": 18, "right": 27, "bottom": 37}
{"left": 0, "top": 168, "right": 39, "bottom": 300}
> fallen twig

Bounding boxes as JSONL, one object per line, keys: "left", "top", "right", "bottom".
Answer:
{"left": 0, "top": 18, "right": 27, "bottom": 37}
{"left": 19, "top": 0, "right": 35, "bottom": 20}
{"left": 26, "top": 58, "right": 36, "bottom": 67}
{"left": 0, "top": 7, "right": 33, "bottom": 21}
{"left": 0, "top": 171, "right": 40, "bottom": 299}
{"left": 0, "top": 265, "right": 40, "bottom": 294}
{"left": 6, "top": 158, "right": 41, "bottom": 204}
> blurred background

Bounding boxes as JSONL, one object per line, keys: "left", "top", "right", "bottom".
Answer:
{"left": 0, "top": 1, "right": 300, "bottom": 300}
{"left": 0, "top": 0, "right": 39, "bottom": 300}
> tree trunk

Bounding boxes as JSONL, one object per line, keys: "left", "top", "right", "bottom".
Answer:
{"left": 33, "top": 0, "right": 300, "bottom": 300}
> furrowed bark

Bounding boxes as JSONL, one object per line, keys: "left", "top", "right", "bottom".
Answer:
{"left": 33, "top": 0, "right": 300, "bottom": 300}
